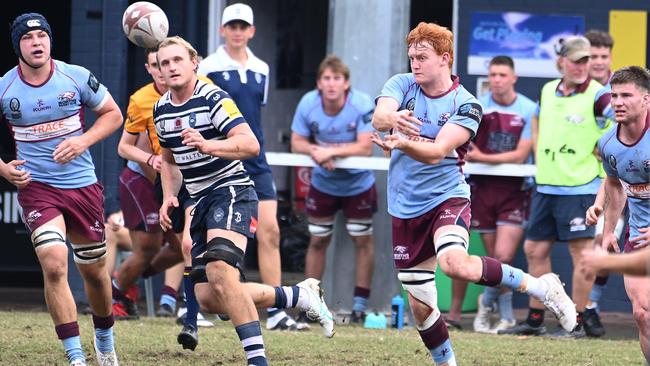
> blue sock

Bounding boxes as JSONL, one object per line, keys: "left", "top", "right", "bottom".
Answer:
{"left": 160, "top": 294, "right": 177, "bottom": 309}
{"left": 95, "top": 327, "right": 114, "bottom": 353}
{"left": 499, "top": 264, "right": 525, "bottom": 290}
{"left": 272, "top": 286, "right": 300, "bottom": 309}
{"left": 235, "top": 321, "right": 268, "bottom": 366}
{"left": 481, "top": 286, "right": 500, "bottom": 309}
{"left": 183, "top": 266, "right": 199, "bottom": 329}
{"left": 352, "top": 296, "right": 369, "bottom": 313}
{"left": 62, "top": 336, "right": 84, "bottom": 363}
{"left": 430, "top": 339, "right": 455, "bottom": 365}
{"left": 498, "top": 291, "right": 514, "bottom": 322}
{"left": 589, "top": 284, "right": 604, "bottom": 303}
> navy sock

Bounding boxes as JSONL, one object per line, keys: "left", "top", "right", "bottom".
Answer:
{"left": 235, "top": 321, "right": 268, "bottom": 366}
{"left": 183, "top": 266, "right": 199, "bottom": 329}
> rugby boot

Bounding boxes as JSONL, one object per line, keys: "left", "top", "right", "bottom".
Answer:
{"left": 297, "top": 278, "right": 335, "bottom": 338}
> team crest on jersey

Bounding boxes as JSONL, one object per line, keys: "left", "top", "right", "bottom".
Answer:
{"left": 510, "top": 116, "right": 524, "bottom": 127}
{"left": 255, "top": 72, "right": 262, "bottom": 84}
{"left": 57, "top": 91, "right": 77, "bottom": 107}
{"left": 347, "top": 121, "right": 357, "bottom": 131}
{"left": 222, "top": 71, "right": 230, "bottom": 81}
{"left": 9, "top": 98, "right": 21, "bottom": 119}
{"left": 174, "top": 118, "right": 183, "bottom": 130}
{"left": 188, "top": 112, "right": 196, "bottom": 128}
{"left": 405, "top": 98, "right": 415, "bottom": 111}
{"left": 438, "top": 112, "right": 451, "bottom": 126}
{"left": 87, "top": 73, "right": 100, "bottom": 93}
{"left": 214, "top": 208, "right": 225, "bottom": 223}
{"left": 643, "top": 159, "right": 650, "bottom": 173}
{"left": 608, "top": 155, "right": 617, "bottom": 170}
{"left": 25, "top": 210, "right": 41, "bottom": 224}
{"left": 393, "top": 245, "right": 409, "bottom": 260}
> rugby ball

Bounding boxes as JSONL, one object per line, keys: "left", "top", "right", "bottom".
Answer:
{"left": 122, "top": 2, "right": 169, "bottom": 48}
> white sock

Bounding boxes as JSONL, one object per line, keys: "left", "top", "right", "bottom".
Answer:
{"left": 523, "top": 274, "right": 549, "bottom": 300}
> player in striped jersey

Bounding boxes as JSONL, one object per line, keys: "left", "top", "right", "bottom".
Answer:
{"left": 154, "top": 37, "right": 334, "bottom": 366}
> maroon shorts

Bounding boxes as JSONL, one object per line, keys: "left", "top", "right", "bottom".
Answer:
{"left": 305, "top": 185, "right": 377, "bottom": 219}
{"left": 391, "top": 197, "right": 471, "bottom": 269}
{"left": 119, "top": 167, "right": 160, "bottom": 233}
{"left": 623, "top": 227, "right": 639, "bottom": 253}
{"left": 470, "top": 180, "right": 530, "bottom": 231}
{"left": 18, "top": 181, "right": 105, "bottom": 242}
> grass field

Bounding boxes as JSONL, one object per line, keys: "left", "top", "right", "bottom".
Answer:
{"left": 0, "top": 311, "right": 645, "bottom": 365}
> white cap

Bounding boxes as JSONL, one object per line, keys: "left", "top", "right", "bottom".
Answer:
{"left": 221, "top": 3, "right": 253, "bottom": 26}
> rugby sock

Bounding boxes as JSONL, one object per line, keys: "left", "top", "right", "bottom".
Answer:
{"left": 526, "top": 308, "right": 545, "bottom": 327}
{"left": 56, "top": 322, "right": 84, "bottom": 363}
{"left": 498, "top": 264, "right": 525, "bottom": 289}
{"left": 272, "top": 286, "right": 300, "bottom": 309}
{"left": 111, "top": 279, "right": 124, "bottom": 303}
{"left": 266, "top": 308, "right": 296, "bottom": 329}
{"left": 498, "top": 291, "right": 515, "bottom": 322}
{"left": 481, "top": 286, "right": 500, "bottom": 309}
{"left": 476, "top": 256, "right": 503, "bottom": 286}
{"left": 92, "top": 314, "right": 115, "bottom": 353}
{"left": 352, "top": 286, "right": 370, "bottom": 313}
{"left": 588, "top": 276, "right": 608, "bottom": 308}
{"left": 235, "top": 321, "right": 268, "bottom": 366}
{"left": 419, "top": 317, "right": 456, "bottom": 365}
{"left": 160, "top": 285, "right": 177, "bottom": 310}
{"left": 182, "top": 266, "right": 199, "bottom": 329}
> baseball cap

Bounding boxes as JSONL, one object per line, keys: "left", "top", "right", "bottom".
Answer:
{"left": 221, "top": 3, "right": 253, "bottom": 26}
{"left": 557, "top": 36, "right": 591, "bottom": 62}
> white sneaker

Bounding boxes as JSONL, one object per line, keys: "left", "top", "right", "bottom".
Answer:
{"left": 197, "top": 312, "right": 214, "bottom": 328}
{"left": 473, "top": 294, "right": 493, "bottom": 333}
{"left": 297, "top": 278, "right": 335, "bottom": 338}
{"left": 489, "top": 318, "right": 516, "bottom": 334}
{"left": 94, "top": 340, "right": 119, "bottom": 366}
{"left": 539, "top": 273, "right": 577, "bottom": 332}
{"left": 69, "top": 360, "right": 87, "bottom": 366}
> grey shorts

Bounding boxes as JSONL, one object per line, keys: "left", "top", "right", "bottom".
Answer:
{"left": 525, "top": 191, "right": 596, "bottom": 242}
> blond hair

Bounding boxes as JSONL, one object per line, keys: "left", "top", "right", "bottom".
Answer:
{"left": 157, "top": 36, "right": 198, "bottom": 60}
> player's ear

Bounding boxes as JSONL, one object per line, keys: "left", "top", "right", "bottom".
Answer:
{"left": 249, "top": 25, "right": 256, "bottom": 38}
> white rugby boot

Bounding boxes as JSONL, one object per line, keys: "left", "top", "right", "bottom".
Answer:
{"left": 539, "top": 273, "right": 577, "bottom": 332}
{"left": 94, "top": 339, "right": 119, "bottom": 366}
{"left": 296, "top": 278, "right": 335, "bottom": 338}
{"left": 473, "top": 294, "right": 493, "bottom": 333}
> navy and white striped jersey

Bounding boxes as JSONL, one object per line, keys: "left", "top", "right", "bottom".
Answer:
{"left": 154, "top": 79, "right": 253, "bottom": 199}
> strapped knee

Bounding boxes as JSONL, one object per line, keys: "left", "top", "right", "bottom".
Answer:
{"left": 31, "top": 225, "right": 66, "bottom": 251}
{"left": 70, "top": 241, "right": 107, "bottom": 264}
{"left": 346, "top": 218, "right": 373, "bottom": 236}
{"left": 203, "top": 237, "right": 245, "bottom": 270}
{"left": 435, "top": 231, "right": 468, "bottom": 258}
{"left": 308, "top": 220, "right": 334, "bottom": 237}
{"left": 397, "top": 269, "right": 440, "bottom": 330}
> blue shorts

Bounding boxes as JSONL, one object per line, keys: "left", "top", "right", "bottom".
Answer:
{"left": 250, "top": 172, "right": 277, "bottom": 201}
{"left": 190, "top": 185, "right": 259, "bottom": 262}
{"left": 525, "top": 192, "right": 596, "bottom": 242}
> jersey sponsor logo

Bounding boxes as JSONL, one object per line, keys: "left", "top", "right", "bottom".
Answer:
{"left": 620, "top": 180, "right": 650, "bottom": 199}
{"left": 145, "top": 212, "right": 159, "bottom": 225}
{"left": 57, "top": 91, "right": 77, "bottom": 107}
{"left": 89, "top": 220, "right": 103, "bottom": 233}
{"left": 569, "top": 217, "right": 586, "bottom": 232}
{"left": 221, "top": 98, "right": 243, "bottom": 119}
{"left": 175, "top": 150, "right": 208, "bottom": 163}
{"left": 393, "top": 245, "right": 410, "bottom": 260}
{"left": 25, "top": 210, "right": 41, "bottom": 224}
{"left": 87, "top": 73, "right": 100, "bottom": 93}
{"left": 439, "top": 208, "right": 456, "bottom": 220}
{"left": 26, "top": 19, "right": 41, "bottom": 27}
{"left": 417, "top": 110, "right": 432, "bottom": 125}
{"left": 626, "top": 160, "right": 640, "bottom": 173}
{"left": 33, "top": 98, "right": 51, "bottom": 112}
{"left": 9, "top": 98, "right": 21, "bottom": 119}
{"left": 12, "top": 114, "right": 81, "bottom": 142}
{"left": 643, "top": 159, "right": 650, "bottom": 173}
{"left": 457, "top": 103, "right": 482, "bottom": 124}
{"left": 438, "top": 112, "right": 451, "bottom": 126}
{"left": 510, "top": 115, "right": 524, "bottom": 127}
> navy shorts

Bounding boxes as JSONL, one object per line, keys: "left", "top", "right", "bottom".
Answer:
{"left": 250, "top": 172, "right": 277, "bottom": 201}
{"left": 525, "top": 192, "right": 596, "bottom": 242}
{"left": 190, "top": 185, "right": 259, "bottom": 263}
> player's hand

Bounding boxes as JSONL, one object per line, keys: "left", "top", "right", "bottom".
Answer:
{"left": 580, "top": 246, "right": 609, "bottom": 277}
{"left": 601, "top": 232, "right": 621, "bottom": 253}
{"left": 149, "top": 155, "right": 162, "bottom": 172}
{"left": 0, "top": 160, "right": 31, "bottom": 188}
{"left": 464, "top": 142, "right": 484, "bottom": 162}
{"left": 630, "top": 227, "right": 650, "bottom": 250}
{"left": 321, "top": 160, "right": 335, "bottom": 171}
{"left": 159, "top": 196, "right": 179, "bottom": 232}
{"left": 370, "top": 132, "right": 390, "bottom": 151}
{"left": 106, "top": 211, "right": 125, "bottom": 231}
{"left": 310, "top": 146, "right": 333, "bottom": 165}
{"left": 53, "top": 136, "right": 89, "bottom": 164}
{"left": 394, "top": 110, "right": 421, "bottom": 137}
{"left": 181, "top": 128, "right": 208, "bottom": 153}
{"left": 585, "top": 205, "right": 603, "bottom": 226}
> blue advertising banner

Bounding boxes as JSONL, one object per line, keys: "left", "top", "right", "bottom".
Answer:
{"left": 468, "top": 12, "right": 585, "bottom": 78}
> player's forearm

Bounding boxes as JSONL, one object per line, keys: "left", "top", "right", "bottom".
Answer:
{"left": 160, "top": 160, "right": 182, "bottom": 201}
{"left": 82, "top": 109, "right": 123, "bottom": 147}
{"left": 593, "top": 181, "right": 606, "bottom": 208}
{"left": 602, "top": 184, "right": 626, "bottom": 234}
{"left": 372, "top": 109, "right": 396, "bottom": 132}
{"left": 203, "top": 133, "right": 260, "bottom": 160}
{"left": 400, "top": 140, "right": 447, "bottom": 165}
{"left": 118, "top": 142, "right": 155, "bottom": 166}
{"left": 473, "top": 149, "right": 528, "bottom": 164}
{"left": 329, "top": 141, "right": 373, "bottom": 158}
{"left": 291, "top": 138, "right": 315, "bottom": 155}
{"left": 602, "top": 249, "right": 650, "bottom": 276}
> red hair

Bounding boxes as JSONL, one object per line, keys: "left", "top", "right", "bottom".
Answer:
{"left": 406, "top": 22, "right": 454, "bottom": 70}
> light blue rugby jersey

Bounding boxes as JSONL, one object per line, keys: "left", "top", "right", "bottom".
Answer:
{"left": 198, "top": 46, "right": 270, "bottom": 175}
{"left": 291, "top": 89, "right": 375, "bottom": 196}
{"left": 154, "top": 79, "right": 253, "bottom": 199}
{"left": 0, "top": 59, "right": 108, "bottom": 188}
{"left": 599, "top": 115, "right": 650, "bottom": 240}
{"left": 377, "top": 74, "right": 482, "bottom": 219}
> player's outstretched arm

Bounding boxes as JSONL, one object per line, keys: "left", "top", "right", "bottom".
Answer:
{"left": 466, "top": 138, "right": 532, "bottom": 164}
{"left": 182, "top": 123, "right": 260, "bottom": 161}
{"left": 582, "top": 247, "right": 650, "bottom": 276}
{"left": 399, "top": 122, "right": 472, "bottom": 165}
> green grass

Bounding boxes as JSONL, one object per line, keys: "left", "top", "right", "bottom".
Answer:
{"left": 0, "top": 311, "right": 645, "bottom": 365}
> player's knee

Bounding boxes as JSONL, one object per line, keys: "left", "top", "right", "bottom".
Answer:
{"left": 346, "top": 218, "right": 373, "bottom": 237}
{"left": 308, "top": 220, "right": 334, "bottom": 238}
{"left": 41, "top": 257, "right": 68, "bottom": 282}
{"left": 202, "top": 237, "right": 244, "bottom": 289}
{"left": 70, "top": 241, "right": 107, "bottom": 265}
{"left": 397, "top": 269, "right": 440, "bottom": 330}
{"left": 523, "top": 241, "right": 542, "bottom": 259}
{"left": 633, "top": 306, "right": 650, "bottom": 331}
